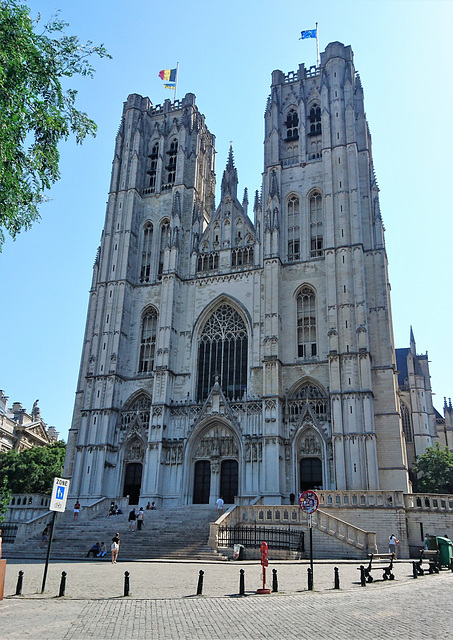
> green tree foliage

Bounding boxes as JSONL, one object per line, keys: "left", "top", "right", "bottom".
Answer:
{"left": 0, "top": 476, "right": 12, "bottom": 522}
{"left": 0, "top": 440, "right": 66, "bottom": 494}
{"left": 413, "top": 442, "right": 453, "bottom": 494}
{"left": 0, "top": 1, "right": 111, "bottom": 247}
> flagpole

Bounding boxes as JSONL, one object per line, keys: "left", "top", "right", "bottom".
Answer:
{"left": 316, "top": 22, "right": 319, "bottom": 67}
{"left": 174, "top": 62, "right": 179, "bottom": 101}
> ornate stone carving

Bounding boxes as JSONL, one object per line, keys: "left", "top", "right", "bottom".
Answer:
{"left": 299, "top": 432, "right": 322, "bottom": 455}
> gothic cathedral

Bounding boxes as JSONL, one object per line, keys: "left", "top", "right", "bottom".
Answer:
{"left": 65, "top": 42, "right": 439, "bottom": 507}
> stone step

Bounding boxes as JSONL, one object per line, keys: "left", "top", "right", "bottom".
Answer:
{"left": 4, "top": 506, "right": 225, "bottom": 561}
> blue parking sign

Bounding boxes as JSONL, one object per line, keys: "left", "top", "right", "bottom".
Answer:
{"left": 50, "top": 477, "right": 70, "bottom": 512}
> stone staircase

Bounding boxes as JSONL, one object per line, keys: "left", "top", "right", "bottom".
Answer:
{"left": 4, "top": 506, "right": 227, "bottom": 562}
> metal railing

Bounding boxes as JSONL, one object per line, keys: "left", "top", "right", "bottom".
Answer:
{"left": 218, "top": 525, "right": 304, "bottom": 552}
{"left": 1, "top": 523, "right": 19, "bottom": 544}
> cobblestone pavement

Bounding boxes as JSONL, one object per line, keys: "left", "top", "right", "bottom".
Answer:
{"left": 1, "top": 560, "right": 452, "bottom": 639}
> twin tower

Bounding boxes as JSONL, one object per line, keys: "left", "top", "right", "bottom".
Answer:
{"left": 64, "top": 42, "right": 421, "bottom": 507}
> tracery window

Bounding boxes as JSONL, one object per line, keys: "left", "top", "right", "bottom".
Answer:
{"left": 139, "top": 222, "right": 153, "bottom": 283}
{"left": 308, "top": 103, "right": 321, "bottom": 135}
{"left": 288, "top": 383, "right": 328, "bottom": 422}
{"left": 197, "top": 251, "right": 219, "bottom": 272}
{"left": 297, "top": 286, "right": 317, "bottom": 358}
{"left": 309, "top": 191, "right": 323, "bottom": 257}
{"left": 120, "top": 394, "right": 152, "bottom": 430}
{"left": 286, "top": 108, "right": 299, "bottom": 140}
{"left": 138, "top": 308, "right": 157, "bottom": 373}
{"left": 148, "top": 142, "right": 158, "bottom": 192}
{"left": 401, "top": 402, "right": 413, "bottom": 443}
{"left": 287, "top": 195, "right": 300, "bottom": 261}
{"left": 157, "top": 219, "right": 170, "bottom": 277}
{"left": 232, "top": 247, "right": 253, "bottom": 267}
{"left": 197, "top": 304, "right": 248, "bottom": 402}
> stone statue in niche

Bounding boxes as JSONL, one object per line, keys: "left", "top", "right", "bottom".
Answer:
{"left": 300, "top": 433, "right": 322, "bottom": 455}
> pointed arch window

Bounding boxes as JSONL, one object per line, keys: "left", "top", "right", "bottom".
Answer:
{"left": 138, "top": 308, "right": 157, "bottom": 373}
{"left": 297, "top": 286, "right": 317, "bottom": 358}
{"left": 401, "top": 402, "right": 413, "bottom": 443}
{"left": 197, "top": 304, "right": 248, "bottom": 402}
{"left": 157, "top": 219, "right": 170, "bottom": 277}
{"left": 139, "top": 222, "right": 153, "bottom": 283}
{"left": 120, "top": 394, "right": 152, "bottom": 430}
{"left": 148, "top": 142, "right": 159, "bottom": 192}
{"left": 167, "top": 138, "right": 178, "bottom": 185}
{"left": 309, "top": 191, "right": 323, "bottom": 257}
{"left": 308, "top": 103, "right": 321, "bottom": 135}
{"left": 285, "top": 108, "right": 299, "bottom": 140}
{"left": 287, "top": 195, "right": 300, "bottom": 261}
{"left": 288, "top": 383, "right": 328, "bottom": 423}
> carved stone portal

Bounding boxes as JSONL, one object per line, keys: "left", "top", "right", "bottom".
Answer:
{"left": 193, "top": 425, "right": 238, "bottom": 460}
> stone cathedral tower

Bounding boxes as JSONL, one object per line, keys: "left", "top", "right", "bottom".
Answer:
{"left": 65, "top": 42, "right": 412, "bottom": 507}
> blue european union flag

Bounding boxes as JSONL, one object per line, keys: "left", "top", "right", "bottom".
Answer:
{"left": 300, "top": 29, "right": 317, "bottom": 39}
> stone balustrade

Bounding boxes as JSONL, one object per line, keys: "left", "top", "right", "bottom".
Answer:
{"left": 210, "top": 503, "right": 377, "bottom": 556}
{"left": 317, "top": 490, "right": 405, "bottom": 509}
{"left": 404, "top": 493, "right": 453, "bottom": 512}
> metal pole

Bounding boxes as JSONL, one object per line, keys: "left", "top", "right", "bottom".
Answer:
{"left": 41, "top": 510, "right": 56, "bottom": 594}
{"left": 309, "top": 513, "right": 314, "bottom": 584}
{"left": 174, "top": 62, "right": 179, "bottom": 101}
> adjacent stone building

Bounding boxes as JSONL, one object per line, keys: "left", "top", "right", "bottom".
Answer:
{"left": 0, "top": 391, "right": 59, "bottom": 452}
{"left": 64, "top": 42, "right": 444, "bottom": 507}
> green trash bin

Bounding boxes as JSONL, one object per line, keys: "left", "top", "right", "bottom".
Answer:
{"left": 436, "top": 537, "right": 453, "bottom": 567}
{"left": 426, "top": 535, "right": 438, "bottom": 550}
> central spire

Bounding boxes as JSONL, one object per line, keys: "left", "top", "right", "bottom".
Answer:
{"left": 221, "top": 145, "right": 238, "bottom": 200}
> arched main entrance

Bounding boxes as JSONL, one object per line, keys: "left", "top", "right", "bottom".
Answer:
{"left": 189, "top": 421, "right": 240, "bottom": 505}
{"left": 193, "top": 460, "right": 211, "bottom": 504}
{"left": 300, "top": 457, "right": 322, "bottom": 491}
{"left": 220, "top": 459, "right": 238, "bottom": 504}
{"left": 123, "top": 462, "right": 143, "bottom": 504}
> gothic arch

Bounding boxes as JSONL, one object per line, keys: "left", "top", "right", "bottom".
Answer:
{"left": 286, "top": 377, "right": 329, "bottom": 438}
{"left": 183, "top": 418, "right": 242, "bottom": 505}
{"left": 192, "top": 295, "right": 252, "bottom": 341}
{"left": 192, "top": 296, "right": 252, "bottom": 402}
{"left": 117, "top": 391, "right": 152, "bottom": 441}
{"left": 293, "top": 420, "right": 329, "bottom": 492}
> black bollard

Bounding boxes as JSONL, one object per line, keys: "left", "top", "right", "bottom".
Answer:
{"left": 239, "top": 569, "right": 245, "bottom": 596}
{"left": 124, "top": 571, "right": 130, "bottom": 597}
{"left": 360, "top": 565, "right": 366, "bottom": 587}
{"left": 15, "top": 570, "right": 24, "bottom": 596}
{"left": 450, "top": 558, "right": 453, "bottom": 573}
{"left": 58, "top": 571, "right": 67, "bottom": 597}
{"left": 307, "top": 567, "right": 313, "bottom": 591}
{"left": 412, "top": 562, "right": 418, "bottom": 579}
{"left": 334, "top": 566, "right": 340, "bottom": 589}
{"left": 272, "top": 568, "right": 278, "bottom": 593}
{"left": 196, "top": 570, "right": 204, "bottom": 595}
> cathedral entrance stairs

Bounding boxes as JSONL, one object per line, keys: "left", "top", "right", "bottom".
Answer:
{"left": 3, "top": 506, "right": 228, "bottom": 562}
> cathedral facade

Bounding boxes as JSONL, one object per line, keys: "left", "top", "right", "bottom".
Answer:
{"left": 64, "top": 42, "right": 439, "bottom": 507}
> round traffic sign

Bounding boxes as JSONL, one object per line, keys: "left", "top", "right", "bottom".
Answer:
{"left": 299, "top": 490, "right": 319, "bottom": 514}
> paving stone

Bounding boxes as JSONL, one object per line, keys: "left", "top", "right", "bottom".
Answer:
{"left": 1, "top": 559, "right": 452, "bottom": 639}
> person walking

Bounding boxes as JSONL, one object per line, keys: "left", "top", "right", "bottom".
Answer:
{"left": 39, "top": 524, "right": 50, "bottom": 549}
{"left": 389, "top": 533, "right": 399, "bottom": 558}
{"left": 136, "top": 507, "right": 145, "bottom": 530}
{"left": 111, "top": 532, "right": 120, "bottom": 563}
{"left": 216, "top": 496, "right": 224, "bottom": 514}
{"left": 128, "top": 508, "right": 137, "bottom": 531}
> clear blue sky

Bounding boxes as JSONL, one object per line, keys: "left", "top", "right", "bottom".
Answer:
{"left": 2, "top": 0, "right": 452, "bottom": 441}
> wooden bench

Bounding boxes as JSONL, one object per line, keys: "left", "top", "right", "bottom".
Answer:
{"left": 359, "top": 553, "right": 395, "bottom": 583}
{"left": 413, "top": 549, "right": 440, "bottom": 576}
